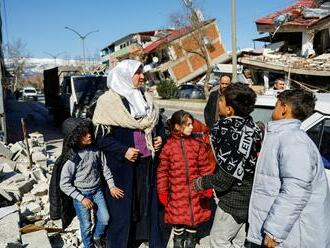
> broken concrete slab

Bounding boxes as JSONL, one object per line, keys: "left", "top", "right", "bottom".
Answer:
{"left": 21, "top": 230, "right": 52, "bottom": 248}
{"left": 0, "top": 209, "right": 20, "bottom": 246}
{"left": 12, "top": 149, "right": 28, "bottom": 162}
{"left": 15, "top": 162, "right": 30, "bottom": 175}
{"left": 9, "top": 141, "right": 24, "bottom": 154}
{"left": 21, "top": 193, "right": 37, "bottom": 204}
{"left": 0, "top": 205, "right": 18, "bottom": 220}
{"left": 20, "top": 202, "right": 41, "bottom": 217}
{"left": 31, "top": 182, "right": 48, "bottom": 196}
{"left": 1, "top": 179, "right": 36, "bottom": 200}
{"left": 0, "top": 174, "right": 26, "bottom": 185}
{"left": 31, "top": 151, "right": 47, "bottom": 163}
{"left": 30, "top": 169, "right": 47, "bottom": 182}
{"left": 0, "top": 188, "right": 13, "bottom": 202}
{"left": 0, "top": 157, "right": 16, "bottom": 172}
{"left": 0, "top": 142, "right": 13, "bottom": 159}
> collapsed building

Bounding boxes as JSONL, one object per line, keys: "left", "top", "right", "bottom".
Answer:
{"left": 239, "top": 0, "right": 330, "bottom": 91}
{"left": 100, "top": 19, "right": 227, "bottom": 85}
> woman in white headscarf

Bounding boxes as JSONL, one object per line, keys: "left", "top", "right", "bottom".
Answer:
{"left": 93, "top": 59, "right": 166, "bottom": 248}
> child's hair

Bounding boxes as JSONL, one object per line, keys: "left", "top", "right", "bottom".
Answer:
{"left": 222, "top": 83, "right": 257, "bottom": 117}
{"left": 277, "top": 89, "right": 316, "bottom": 120}
{"left": 62, "top": 118, "right": 94, "bottom": 150}
{"left": 168, "top": 110, "right": 194, "bottom": 133}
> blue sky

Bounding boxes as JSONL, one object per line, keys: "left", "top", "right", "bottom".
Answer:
{"left": 1, "top": 0, "right": 296, "bottom": 59}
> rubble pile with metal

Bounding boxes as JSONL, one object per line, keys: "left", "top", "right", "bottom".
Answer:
{"left": 0, "top": 132, "right": 82, "bottom": 248}
{"left": 241, "top": 51, "right": 330, "bottom": 72}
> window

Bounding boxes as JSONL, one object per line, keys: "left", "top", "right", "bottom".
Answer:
{"left": 251, "top": 106, "right": 273, "bottom": 125}
{"left": 307, "top": 118, "right": 330, "bottom": 169}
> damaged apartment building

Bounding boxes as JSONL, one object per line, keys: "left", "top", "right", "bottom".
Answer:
{"left": 100, "top": 19, "right": 227, "bottom": 85}
{"left": 239, "top": 0, "right": 330, "bottom": 91}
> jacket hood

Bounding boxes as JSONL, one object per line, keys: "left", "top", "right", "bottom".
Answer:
{"left": 267, "top": 119, "right": 301, "bottom": 133}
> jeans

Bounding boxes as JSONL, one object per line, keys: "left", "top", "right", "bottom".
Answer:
{"left": 210, "top": 206, "right": 246, "bottom": 248}
{"left": 73, "top": 189, "right": 110, "bottom": 248}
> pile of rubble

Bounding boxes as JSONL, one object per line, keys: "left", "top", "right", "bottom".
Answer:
{"left": 242, "top": 52, "right": 330, "bottom": 72}
{"left": 0, "top": 132, "right": 82, "bottom": 248}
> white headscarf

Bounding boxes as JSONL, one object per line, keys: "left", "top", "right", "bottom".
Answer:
{"left": 107, "top": 59, "right": 149, "bottom": 118}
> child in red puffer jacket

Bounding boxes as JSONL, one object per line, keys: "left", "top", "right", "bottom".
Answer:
{"left": 157, "top": 110, "right": 213, "bottom": 248}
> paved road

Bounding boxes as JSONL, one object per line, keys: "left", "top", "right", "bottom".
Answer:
{"left": 5, "top": 96, "right": 62, "bottom": 144}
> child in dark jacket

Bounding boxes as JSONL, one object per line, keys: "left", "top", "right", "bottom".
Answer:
{"left": 157, "top": 110, "right": 213, "bottom": 248}
{"left": 59, "top": 118, "right": 123, "bottom": 248}
{"left": 194, "top": 83, "right": 263, "bottom": 248}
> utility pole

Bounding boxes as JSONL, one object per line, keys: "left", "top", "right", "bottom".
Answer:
{"left": 231, "top": 0, "right": 238, "bottom": 82}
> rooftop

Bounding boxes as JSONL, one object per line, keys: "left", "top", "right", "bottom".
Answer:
{"left": 256, "top": 0, "right": 330, "bottom": 31}
{"left": 143, "top": 19, "right": 216, "bottom": 54}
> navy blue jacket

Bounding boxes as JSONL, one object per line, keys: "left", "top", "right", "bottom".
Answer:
{"left": 96, "top": 97, "right": 167, "bottom": 248}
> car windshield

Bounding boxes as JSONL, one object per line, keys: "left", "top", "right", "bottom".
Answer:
{"left": 24, "top": 89, "right": 36, "bottom": 93}
{"left": 251, "top": 106, "right": 273, "bottom": 124}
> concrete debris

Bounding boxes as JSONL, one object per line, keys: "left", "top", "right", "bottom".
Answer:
{"left": 0, "top": 205, "right": 19, "bottom": 220}
{"left": 242, "top": 52, "right": 330, "bottom": 72}
{"left": 0, "top": 142, "right": 14, "bottom": 160}
{"left": 0, "top": 209, "right": 20, "bottom": 246}
{"left": 21, "top": 230, "right": 52, "bottom": 248}
{"left": 21, "top": 193, "right": 37, "bottom": 204}
{"left": 31, "top": 182, "right": 48, "bottom": 196}
{"left": 0, "top": 132, "right": 83, "bottom": 248}
{"left": 30, "top": 168, "right": 47, "bottom": 182}
{"left": 20, "top": 202, "right": 42, "bottom": 217}
{"left": 0, "top": 157, "right": 16, "bottom": 172}
{"left": 8, "top": 141, "right": 25, "bottom": 156}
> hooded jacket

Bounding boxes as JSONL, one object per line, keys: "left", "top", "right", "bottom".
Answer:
{"left": 157, "top": 133, "right": 212, "bottom": 227}
{"left": 49, "top": 118, "right": 93, "bottom": 229}
{"left": 247, "top": 119, "right": 330, "bottom": 247}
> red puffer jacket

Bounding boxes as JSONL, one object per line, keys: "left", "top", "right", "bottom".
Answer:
{"left": 157, "top": 134, "right": 212, "bottom": 227}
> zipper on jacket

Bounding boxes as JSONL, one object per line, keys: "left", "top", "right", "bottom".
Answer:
{"left": 180, "top": 138, "right": 195, "bottom": 226}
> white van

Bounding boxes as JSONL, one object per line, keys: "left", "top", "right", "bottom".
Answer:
{"left": 251, "top": 93, "right": 330, "bottom": 186}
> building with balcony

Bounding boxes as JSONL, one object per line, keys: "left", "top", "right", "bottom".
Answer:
{"left": 239, "top": 0, "right": 330, "bottom": 91}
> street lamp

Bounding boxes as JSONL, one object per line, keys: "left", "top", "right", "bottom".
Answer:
{"left": 43, "top": 51, "right": 65, "bottom": 66}
{"left": 65, "top": 26, "right": 99, "bottom": 70}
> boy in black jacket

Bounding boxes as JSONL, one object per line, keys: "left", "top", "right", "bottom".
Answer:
{"left": 194, "top": 83, "right": 263, "bottom": 247}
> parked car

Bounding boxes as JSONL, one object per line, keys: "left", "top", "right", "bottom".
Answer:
{"left": 251, "top": 93, "right": 330, "bottom": 186}
{"left": 22, "top": 87, "right": 38, "bottom": 101}
{"left": 177, "top": 84, "right": 205, "bottom": 99}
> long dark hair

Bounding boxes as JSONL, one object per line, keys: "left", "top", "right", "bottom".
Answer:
{"left": 167, "top": 110, "right": 194, "bottom": 133}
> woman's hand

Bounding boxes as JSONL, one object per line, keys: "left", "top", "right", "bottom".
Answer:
{"left": 110, "top": 187, "right": 124, "bottom": 199}
{"left": 153, "top": 136, "right": 162, "bottom": 151}
{"left": 125, "top": 147, "right": 140, "bottom": 162}
{"left": 81, "top": 197, "right": 94, "bottom": 210}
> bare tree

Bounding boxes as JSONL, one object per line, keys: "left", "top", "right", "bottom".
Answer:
{"left": 4, "top": 38, "right": 30, "bottom": 90}
{"left": 169, "top": 1, "right": 213, "bottom": 95}
{"left": 24, "top": 73, "right": 43, "bottom": 90}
